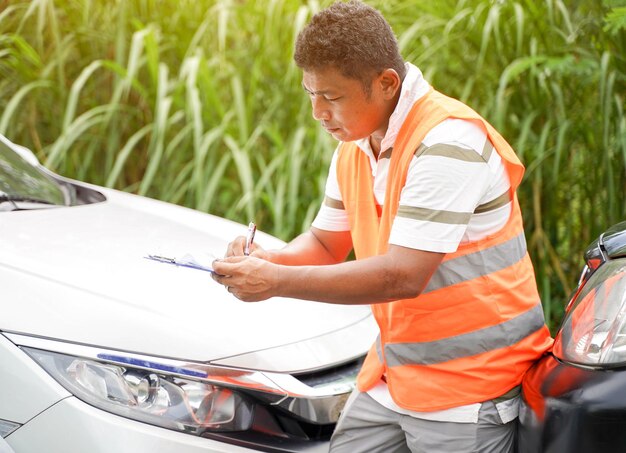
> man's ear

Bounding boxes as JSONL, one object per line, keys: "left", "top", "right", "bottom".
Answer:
{"left": 377, "top": 68, "right": 401, "bottom": 100}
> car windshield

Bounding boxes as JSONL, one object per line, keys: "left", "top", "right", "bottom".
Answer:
{"left": 0, "top": 139, "right": 67, "bottom": 206}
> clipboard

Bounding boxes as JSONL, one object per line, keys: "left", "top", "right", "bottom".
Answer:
{"left": 145, "top": 253, "right": 217, "bottom": 274}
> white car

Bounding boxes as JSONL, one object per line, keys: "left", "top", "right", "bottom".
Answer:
{"left": 0, "top": 134, "right": 377, "bottom": 453}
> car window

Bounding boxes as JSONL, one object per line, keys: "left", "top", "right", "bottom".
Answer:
{"left": 0, "top": 139, "right": 66, "bottom": 206}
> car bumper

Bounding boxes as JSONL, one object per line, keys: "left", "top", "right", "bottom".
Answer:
{"left": 6, "top": 395, "right": 331, "bottom": 453}
{"left": 518, "top": 354, "right": 626, "bottom": 453}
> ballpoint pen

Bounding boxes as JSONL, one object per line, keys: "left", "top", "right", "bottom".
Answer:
{"left": 244, "top": 222, "right": 256, "bottom": 256}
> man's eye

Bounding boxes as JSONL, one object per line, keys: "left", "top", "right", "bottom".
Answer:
{"left": 326, "top": 97, "right": 340, "bottom": 102}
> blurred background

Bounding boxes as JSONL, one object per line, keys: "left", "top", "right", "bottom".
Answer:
{"left": 1, "top": 0, "right": 624, "bottom": 331}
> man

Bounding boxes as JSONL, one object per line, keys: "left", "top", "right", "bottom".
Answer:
{"left": 212, "top": 1, "right": 553, "bottom": 451}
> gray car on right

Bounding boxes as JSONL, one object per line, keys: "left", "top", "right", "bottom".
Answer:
{"left": 518, "top": 221, "right": 626, "bottom": 452}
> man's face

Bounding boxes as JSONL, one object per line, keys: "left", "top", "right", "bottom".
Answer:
{"left": 302, "top": 66, "right": 391, "bottom": 145}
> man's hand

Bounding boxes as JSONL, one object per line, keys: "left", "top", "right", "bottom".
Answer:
{"left": 225, "top": 236, "right": 272, "bottom": 261}
{"left": 224, "top": 227, "right": 351, "bottom": 266}
{"left": 211, "top": 256, "right": 279, "bottom": 302}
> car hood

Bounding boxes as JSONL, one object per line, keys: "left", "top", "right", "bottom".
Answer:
{"left": 0, "top": 187, "right": 376, "bottom": 372}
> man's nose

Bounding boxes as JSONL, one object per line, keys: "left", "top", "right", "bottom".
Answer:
{"left": 311, "top": 96, "right": 331, "bottom": 121}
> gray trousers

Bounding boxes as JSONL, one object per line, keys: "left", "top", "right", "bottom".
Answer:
{"left": 329, "top": 390, "right": 516, "bottom": 453}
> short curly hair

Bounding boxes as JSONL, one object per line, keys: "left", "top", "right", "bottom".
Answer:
{"left": 294, "top": 1, "right": 406, "bottom": 95}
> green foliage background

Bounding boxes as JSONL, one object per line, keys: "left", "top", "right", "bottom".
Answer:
{"left": 1, "top": 0, "right": 625, "bottom": 330}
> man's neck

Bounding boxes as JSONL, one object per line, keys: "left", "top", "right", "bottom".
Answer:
{"left": 369, "top": 89, "right": 402, "bottom": 158}
{"left": 369, "top": 135, "right": 382, "bottom": 157}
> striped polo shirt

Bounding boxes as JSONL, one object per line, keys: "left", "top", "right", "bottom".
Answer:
{"left": 312, "top": 63, "right": 512, "bottom": 254}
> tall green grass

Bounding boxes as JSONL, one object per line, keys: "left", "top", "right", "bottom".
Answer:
{"left": 1, "top": 0, "right": 624, "bottom": 330}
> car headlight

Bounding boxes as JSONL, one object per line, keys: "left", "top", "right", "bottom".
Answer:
{"left": 23, "top": 348, "right": 257, "bottom": 433}
{"left": 553, "top": 259, "right": 626, "bottom": 367}
{"left": 5, "top": 331, "right": 361, "bottom": 444}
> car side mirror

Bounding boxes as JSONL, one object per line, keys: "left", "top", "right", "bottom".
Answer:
{"left": 0, "top": 134, "right": 40, "bottom": 166}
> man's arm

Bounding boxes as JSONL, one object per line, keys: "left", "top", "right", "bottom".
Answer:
{"left": 212, "top": 244, "right": 443, "bottom": 304}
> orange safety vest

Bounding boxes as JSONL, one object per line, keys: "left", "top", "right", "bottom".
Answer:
{"left": 336, "top": 88, "right": 553, "bottom": 412}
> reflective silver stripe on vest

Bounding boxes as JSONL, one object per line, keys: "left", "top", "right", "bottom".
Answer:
{"left": 423, "top": 232, "right": 527, "bottom": 294}
{"left": 385, "top": 303, "right": 546, "bottom": 367}
{"left": 376, "top": 334, "right": 383, "bottom": 362}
